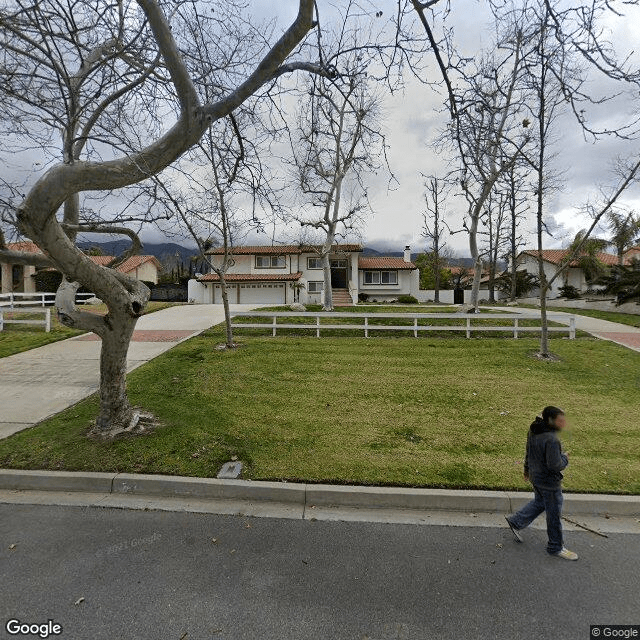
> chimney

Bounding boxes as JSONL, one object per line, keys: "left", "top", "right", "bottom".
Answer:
{"left": 403, "top": 245, "right": 411, "bottom": 263}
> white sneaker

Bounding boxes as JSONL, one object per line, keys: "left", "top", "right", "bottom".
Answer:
{"left": 553, "top": 547, "right": 578, "bottom": 561}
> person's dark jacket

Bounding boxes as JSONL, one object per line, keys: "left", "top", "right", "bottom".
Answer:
{"left": 524, "top": 417, "right": 568, "bottom": 489}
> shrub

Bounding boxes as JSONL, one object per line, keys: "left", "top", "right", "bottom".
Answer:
{"left": 358, "top": 292, "right": 369, "bottom": 302}
{"left": 559, "top": 284, "right": 581, "bottom": 299}
{"left": 32, "top": 270, "right": 63, "bottom": 293}
{"left": 397, "top": 294, "right": 419, "bottom": 304}
{"left": 495, "top": 270, "right": 540, "bottom": 298}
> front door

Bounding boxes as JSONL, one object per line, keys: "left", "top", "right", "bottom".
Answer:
{"left": 330, "top": 259, "right": 348, "bottom": 288}
{"left": 12, "top": 265, "right": 24, "bottom": 292}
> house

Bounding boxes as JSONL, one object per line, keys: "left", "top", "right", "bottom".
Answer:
{"left": 0, "top": 241, "right": 162, "bottom": 293}
{"left": 188, "top": 244, "right": 419, "bottom": 305}
{"left": 624, "top": 246, "right": 640, "bottom": 263}
{"left": 86, "top": 255, "right": 162, "bottom": 284}
{"left": 514, "top": 249, "right": 621, "bottom": 298}
{"left": 0, "top": 242, "right": 41, "bottom": 294}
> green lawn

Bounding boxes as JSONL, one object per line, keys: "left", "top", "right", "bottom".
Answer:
{"left": 517, "top": 304, "right": 640, "bottom": 328}
{"left": 0, "top": 301, "right": 183, "bottom": 359}
{"left": 0, "top": 311, "right": 83, "bottom": 358}
{"left": 1, "top": 327, "right": 638, "bottom": 494}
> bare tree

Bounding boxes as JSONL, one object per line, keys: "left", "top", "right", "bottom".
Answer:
{"left": 483, "top": 191, "right": 510, "bottom": 303}
{"left": 155, "top": 111, "right": 274, "bottom": 348}
{"left": 0, "top": 0, "right": 326, "bottom": 432}
{"left": 510, "top": 0, "right": 640, "bottom": 356}
{"left": 292, "top": 60, "right": 383, "bottom": 310}
{"left": 421, "top": 176, "right": 450, "bottom": 303}
{"left": 501, "top": 164, "right": 530, "bottom": 301}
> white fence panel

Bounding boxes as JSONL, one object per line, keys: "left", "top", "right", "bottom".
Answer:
{"left": 0, "top": 308, "right": 51, "bottom": 332}
{"left": 230, "top": 312, "right": 576, "bottom": 339}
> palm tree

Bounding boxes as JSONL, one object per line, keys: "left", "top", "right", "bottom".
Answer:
{"left": 597, "top": 261, "right": 640, "bottom": 304}
{"left": 562, "top": 230, "right": 609, "bottom": 285}
{"left": 608, "top": 210, "right": 640, "bottom": 265}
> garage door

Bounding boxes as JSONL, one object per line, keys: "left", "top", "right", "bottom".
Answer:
{"left": 213, "top": 283, "right": 286, "bottom": 304}
{"left": 239, "top": 283, "right": 286, "bottom": 304}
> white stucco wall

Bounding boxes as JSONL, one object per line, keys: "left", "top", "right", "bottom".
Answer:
{"left": 129, "top": 261, "right": 159, "bottom": 284}
{"left": 415, "top": 289, "right": 474, "bottom": 304}
{"left": 187, "top": 279, "right": 210, "bottom": 304}
{"left": 516, "top": 254, "right": 574, "bottom": 298}
{"left": 0, "top": 262, "right": 36, "bottom": 293}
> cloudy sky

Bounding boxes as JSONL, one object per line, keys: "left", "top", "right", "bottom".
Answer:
{"left": 209, "top": 0, "right": 640, "bottom": 256}
{"left": 4, "top": 0, "right": 640, "bottom": 258}
{"left": 357, "top": 0, "right": 640, "bottom": 256}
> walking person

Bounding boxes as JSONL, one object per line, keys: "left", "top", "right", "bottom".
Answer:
{"left": 505, "top": 406, "right": 578, "bottom": 560}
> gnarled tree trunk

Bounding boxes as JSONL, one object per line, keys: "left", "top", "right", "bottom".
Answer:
{"left": 97, "top": 314, "right": 139, "bottom": 430}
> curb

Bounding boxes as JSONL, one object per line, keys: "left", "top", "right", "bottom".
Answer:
{"left": 0, "top": 469, "right": 638, "bottom": 518}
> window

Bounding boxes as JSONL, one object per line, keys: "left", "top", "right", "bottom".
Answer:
{"left": 331, "top": 259, "right": 347, "bottom": 268}
{"left": 307, "top": 257, "right": 323, "bottom": 270}
{"left": 255, "top": 255, "right": 286, "bottom": 269}
{"left": 363, "top": 270, "right": 398, "bottom": 285}
{"left": 381, "top": 271, "right": 398, "bottom": 285}
{"left": 308, "top": 281, "right": 324, "bottom": 293}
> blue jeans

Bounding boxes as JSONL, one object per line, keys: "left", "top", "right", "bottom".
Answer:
{"left": 508, "top": 485, "right": 564, "bottom": 554}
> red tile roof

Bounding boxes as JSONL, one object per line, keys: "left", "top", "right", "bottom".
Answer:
{"left": 88, "top": 255, "right": 161, "bottom": 273}
{"left": 358, "top": 257, "right": 416, "bottom": 270}
{"left": 197, "top": 272, "right": 302, "bottom": 282}
{"left": 448, "top": 266, "right": 472, "bottom": 276}
{"left": 206, "top": 244, "right": 363, "bottom": 255}
{"left": 6, "top": 241, "right": 42, "bottom": 254}
{"left": 88, "top": 255, "right": 113, "bottom": 266}
{"left": 4, "top": 244, "right": 161, "bottom": 274}
{"left": 520, "top": 249, "right": 619, "bottom": 267}
{"left": 114, "top": 255, "right": 162, "bottom": 272}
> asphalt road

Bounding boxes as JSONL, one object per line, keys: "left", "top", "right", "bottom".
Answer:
{"left": 1, "top": 504, "right": 637, "bottom": 640}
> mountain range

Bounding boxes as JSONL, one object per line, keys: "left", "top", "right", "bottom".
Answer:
{"left": 78, "top": 240, "right": 477, "bottom": 269}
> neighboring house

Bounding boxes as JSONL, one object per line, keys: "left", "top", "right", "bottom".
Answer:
{"left": 188, "top": 244, "right": 419, "bottom": 305}
{"left": 0, "top": 242, "right": 40, "bottom": 294}
{"left": 623, "top": 246, "right": 640, "bottom": 263}
{"left": 87, "top": 255, "right": 162, "bottom": 284}
{"left": 514, "top": 249, "right": 621, "bottom": 298}
{"left": 0, "top": 241, "right": 162, "bottom": 293}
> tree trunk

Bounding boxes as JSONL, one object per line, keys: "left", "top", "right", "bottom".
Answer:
{"left": 469, "top": 219, "right": 482, "bottom": 312}
{"left": 539, "top": 286, "right": 549, "bottom": 357}
{"left": 510, "top": 214, "right": 518, "bottom": 301}
{"left": 469, "top": 201, "right": 487, "bottom": 313}
{"left": 219, "top": 274, "right": 234, "bottom": 348}
{"left": 488, "top": 265, "right": 496, "bottom": 303}
{"left": 434, "top": 264, "right": 440, "bottom": 303}
{"left": 96, "top": 314, "right": 137, "bottom": 431}
{"left": 322, "top": 251, "right": 333, "bottom": 311}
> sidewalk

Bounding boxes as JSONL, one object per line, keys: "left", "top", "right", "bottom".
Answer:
{"left": 495, "top": 306, "right": 640, "bottom": 352}
{"left": 0, "top": 304, "right": 258, "bottom": 439}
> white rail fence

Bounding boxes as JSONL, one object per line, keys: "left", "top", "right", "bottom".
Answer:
{"left": 0, "top": 292, "right": 95, "bottom": 309}
{"left": 0, "top": 308, "right": 51, "bottom": 332}
{"left": 231, "top": 312, "right": 576, "bottom": 339}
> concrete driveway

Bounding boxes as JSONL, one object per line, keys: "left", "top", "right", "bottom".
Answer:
{"left": 0, "top": 304, "right": 257, "bottom": 439}
{"left": 494, "top": 306, "right": 640, "bottom": 352}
